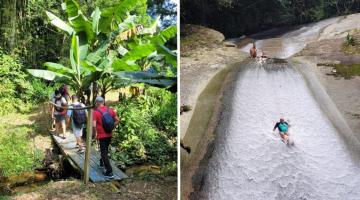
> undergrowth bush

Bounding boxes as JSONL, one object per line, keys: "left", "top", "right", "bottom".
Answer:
{"left": 0, "top": 125, "right": 43, "bottom": 177}
{"left": 0, "top": 50, "right": 57, "bottom": 115}
{"left": 112, "top": 87, "right": 177, "bottom": 170}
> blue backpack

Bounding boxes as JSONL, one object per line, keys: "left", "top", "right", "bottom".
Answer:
{"left": 278, "top": 122, "right": 288, "bottom": 132}
{"left": 73, "top": 104, "right": 87, "bottom": 127}
{"left": 97, "top": 108, "right": 115, "bottom": 133}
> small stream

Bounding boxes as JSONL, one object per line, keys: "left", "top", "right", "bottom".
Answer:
{"left": 196, "top": 60, "right": 360, "bottom": 200}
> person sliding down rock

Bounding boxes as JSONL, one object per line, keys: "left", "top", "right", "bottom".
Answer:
{"left": 273, "top": 118, "right": 290, "bottom": 143}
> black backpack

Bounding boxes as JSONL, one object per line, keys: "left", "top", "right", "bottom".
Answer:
{"left": 97, "top": 108, "right": 115, "bottom": 133}
{"left": 73, "top": 104, "right": 86, "bottom": 127}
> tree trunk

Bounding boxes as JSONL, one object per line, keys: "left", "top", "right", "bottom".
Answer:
{"left": 0, "top": 0, "right": 17, "bottom": 51}
{"left": 92, "top": 82, "right": 98, "bottom": 104}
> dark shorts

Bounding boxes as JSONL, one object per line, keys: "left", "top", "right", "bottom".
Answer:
{"left": 55, "top": 114, "right": 65, "bottom": 123}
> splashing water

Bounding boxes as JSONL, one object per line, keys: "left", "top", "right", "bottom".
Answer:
{"left": 198, "top": 60, "right": 360, "bottom": 200}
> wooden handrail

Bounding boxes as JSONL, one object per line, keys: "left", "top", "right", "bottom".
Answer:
{"left": 48, "top": 101, "right": 94, "bottom": 110}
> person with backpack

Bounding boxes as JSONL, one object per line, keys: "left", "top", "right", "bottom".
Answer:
{"left": 59, "top": 84, "right": 71, "bottom": 103}
{"left": 67, "top": 95, "right": 87, "bottom": 153}
{"left": 51, "top": 90, "right": 67, "bottom": 139}
{"left": 273, "top": 118, "right": 290, "bottom": 143}
{"left": 93, "top": 96, "right": 119, "bottom": 179}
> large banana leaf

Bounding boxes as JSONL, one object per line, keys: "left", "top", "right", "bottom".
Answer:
{"left": 139, "top": 16, "right": 160, "bottom": 35}
{"left": 86, "top": 39, "right": 110, "bottom": 64}
{"left": 112, "top": 59, "right": 140, "bottom": 71}
{"left": 91, "top": 7, "right": 101, "bottom": 35}
{"left": 157, "top": 44, "right": 177, "bottom": 67}
{"left": 69, "top": 14, "right": 94, "bottom": 43}
{"left": 123, "top": 43, "right": 156, "bottom": 61}
{"left": 98, "top": 0, "right": 146, "bottom": 33}
{"left": 27, "top": 69, "right": 69, "bottom": 81}
{"left": 151, "top": 26, "right": 177, "bottom": 45}
{"left": 81, "top": 60, "right": 99, "bottom": 73}
{"left": 61, "top": 0, "right": 80, "bottom": 18}
{"left": 46, "top": 11, "right": 74, "bottom": 35}
{"left": 114, "top": 0, "right": 147, "bottom": 22}
{"left": 97, "top": 8, "right": 113, "bottom": 34}
{"left": 44, "top": 62, "right": 75, "bottom": 75}
{"left": 70, "top": 35, "right": 78, "bottom": 72}
{"left": 114, "top": 71, "right": 176, "bottom": 88}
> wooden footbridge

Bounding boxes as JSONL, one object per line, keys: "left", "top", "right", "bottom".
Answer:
{"left": 44, "top": 102, "right": 127, "bottom": 183}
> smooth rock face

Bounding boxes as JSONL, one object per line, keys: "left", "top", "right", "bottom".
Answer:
{"left": 198, "top": 60, "right": 360, "bottom": 200}
{"left": 223, "top": 41, "right": 237, "bottom": 47}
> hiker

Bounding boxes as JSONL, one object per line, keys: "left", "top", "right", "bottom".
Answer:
{"left": 67, "top": 95, "right": 87, "bottom": 153}
{"left": 250, "top": 42, "right": 257, "bottom": 58}
{"left": 59, "top": 84, "right": 71, "bottom": 103}
{"left": 93, "top": 96, "right": 119, "bottom": 178}
{"left": 51, "top": 90, "right": 67, "bottom": 139}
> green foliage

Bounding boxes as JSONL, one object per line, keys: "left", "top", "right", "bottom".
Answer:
{"left": 334, "top": 63, "right": 360, "bottom": 79}
{"left": 318, "top": 63, "right": 360, "bottom": 79}
{"left": 346, "top": 32, "right": 356, "bottom": 46}
{"left": 111, "top": 87, "right": 177, "bottom": 166}
{"left": 0, "top": 125, "right": 43, "bottom": 177}
{"left": 0, "top": 196, "right": 10, "bottom": 200}
{"left": 181, "top": 0, "right": 360, "bottom": 37}
{"left": 147, "top": 88, "right": 177, "bottom": 136}
{"left": 0, "top": 51, "right": 31, "bottom": 114}
{"left": 160, "top": 161, "right": 177, "bottom": 176}
{"left": 28, "top": 0, "right": 177, "bottom": 101}
{"left": 27, "top": 79, "right": 60, "bottom": 104}
{"left": 0, "top": 50, "right": 58, "bottom": 115}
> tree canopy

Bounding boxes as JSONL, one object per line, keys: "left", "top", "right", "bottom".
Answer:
{"left": 181, "top": 0, "right": 360, "bottom": 37}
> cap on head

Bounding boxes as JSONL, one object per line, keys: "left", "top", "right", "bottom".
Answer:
{"left": 95, "top": 96, "right": 104, "bottom": 103}
{"left": 280, "top": 118, "right": 285, "bottom": 122}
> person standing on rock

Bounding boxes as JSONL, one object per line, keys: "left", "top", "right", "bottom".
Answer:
{"left": 250, "top": 42, "right": 257, "bottom": 58}
{"left": 93, "top": 96, "right": 119, "bottom": 179}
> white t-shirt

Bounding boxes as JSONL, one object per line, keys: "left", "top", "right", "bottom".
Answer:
{"left": 68, "top": 102, "right": 87, "bottom": 135}
{"left": 52, "top": 97, "right": 67, "bottom": 115}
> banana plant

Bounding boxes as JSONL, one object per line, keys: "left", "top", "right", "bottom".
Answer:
{"left": 27, "top": 34, "right": 99, "bottom": 102}
{"left": 28, "top": 0, "right": 177, "bottom": 103}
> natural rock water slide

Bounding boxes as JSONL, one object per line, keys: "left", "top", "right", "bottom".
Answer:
{"left": 196, "top": 60, "right": 360, "bottom": 200}
{"left": 183, "top": 14, "right": 360, "bottom": 200}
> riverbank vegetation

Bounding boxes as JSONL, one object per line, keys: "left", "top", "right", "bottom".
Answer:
{"left": 317, "top": 30, "right": 360, "bottom": 79}
{"left": 181, "top": 0, "right": 360, "bottom": 37}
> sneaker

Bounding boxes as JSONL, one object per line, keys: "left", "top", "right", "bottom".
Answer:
{"left": 77, "top": 148, "right": 85, "bottom": 154}
{"left": 103, "top": 172, "right": 114, "bottom": 179}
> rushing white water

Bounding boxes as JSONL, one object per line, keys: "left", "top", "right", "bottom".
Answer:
{"left": 240, "top": 18, "right": 339, "bottom": 58}
{"left": 200, "top": 60, "right": 360, "bottom": 200}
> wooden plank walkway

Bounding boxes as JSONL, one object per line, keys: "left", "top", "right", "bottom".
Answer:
{"left": 51, "top": 132, "right": 127, "bottom": 182}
